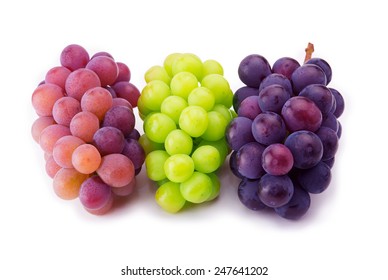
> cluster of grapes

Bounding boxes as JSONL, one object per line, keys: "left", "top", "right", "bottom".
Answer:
{"left": 138, "top": 53, "right": 235, "bottom": 213}
{"left": 31, "top": 44, "right": 144, "bottom": 215}
{"left": 227, "top": 45, "right": 344, "bottom": 219}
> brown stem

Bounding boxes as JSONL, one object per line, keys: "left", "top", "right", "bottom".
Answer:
{"left": 304, "top": 42, "right": 314, "bottom": 63}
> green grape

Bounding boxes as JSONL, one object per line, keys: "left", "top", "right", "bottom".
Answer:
{"left": 164, "top": 154, "right": 194, "bottom": 183}
{"left": 187, "top": 87, "right": 215, "bottom": 111}
{"left": 179, "top": 105, "right": 208, "bottom": 137}
{"left": 144, "top": 113, "right": 176, "bottom": 143}
{"left": 164, "top": 129, "right": 193, "bottom": 155}
{"left": 172, "top": 53, "right": 203, "bottom": 80}
{"left": 202, "top": 59, "right": 224, "bottom": 77}
{"left": 212, "top": 104, "right": 234, "bottom": 122}
{"left": 137, "top": 95, "right": 154, "bottom": 119}
{"left": 207, "top": 173, "right": 221, "bottom": 201}
{"left": 139, "top": 134, "right": 165, "bottom": 155}
{"left": 144, "top": 65, "right": 171, "bottom": 84}
{"left": 170, "top": 72, "right": 199, "bottom": 100}
{"left": 163, "top": 53, "right": 182, "bottom": 77}
{"left": 201, "top": 74, "right": 233, "bottom": 108}
{"left": 199, "top": 138, "right": 229, "bottom": 164}
{"left": 201, "top": 111, "right": 228, "bottom": 141}
{"left": 160, "top": 95, "right": 188, "bottom": 124}
{"left": 141, "top": 80, "right": 171, "bottom": 111}
{"left": 191, "top": 145, "right": 221, "bottom": 173}
{"left": 145, "top": 150, "right": 170, "bottom": 181}
{"left": 180, "top": 172, "right": 212, "bottom": 203}
{"left": 155, "top": 181, "right": 186, "bottom": 213}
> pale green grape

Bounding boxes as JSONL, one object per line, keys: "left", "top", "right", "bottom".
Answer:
{"left": 164, "top": 154, "right": 194, "bottom": 183}
{"left": 201, "top": 111, "right": 229, "bottom": 141}
{"left": 137, "top": 95, "right": 154, "bottom": 119}
{"left": 160, "top": 95, "right": 188, "bottom": 124}
{"left": 207, "top": 173, "right": 221, "bottom": 201}
{"left": 202, "top": 59, "right": 224, "bottom": 77}
{"left": 201, "top": 74, "right": 233, "bottom": 108}
{"left": 163, "top": 53, "right": 182, "bottom": 77}
{"left": 180, "top": 172, "right": 212, "bottom": 203}
{"left": 179, "top": 105, "right": 208, "bottom": 137}
{"left": 164, "top": 129, "right": 193, "bottom": 155}
{"left": 141, "top": 80, "right": 171, "bottom": 111}
{"left": 145, "top": 150, "right": 170, "bottom": 181}
{"left": 155, "top": 181, "right": 186, "bottom": 213}
{"left": 191, "top": 145, "right": 221, "bottom": 173}
{"left": 144, "top": 65, "right": 171, "bottom": 84}
{"left": 139, "top": 134, "right": 165, "bottom": 155}
{"left": 172, "top": 53, "right": 203, "bottom": 80}
{"left": 199, "top": 138, "right": 229, "bottom": 164}
{"left": 144, "top": 113, "right": 176, "bottom": 143}
{"left": 187, "top": 87, "right": 215, "bottom": 111}
{"left": 170, "top": 72, "right": 198, "bottom": 100}
{"left": 212, "top": 104, "right": 234, "bottom": 122}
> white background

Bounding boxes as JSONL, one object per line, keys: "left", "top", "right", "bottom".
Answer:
{"left": 1, "top": 0, "right": 387, "bottom": 279}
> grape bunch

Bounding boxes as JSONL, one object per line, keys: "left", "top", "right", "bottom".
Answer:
{"left": 227, "top": 43, "right": 344, "bottom": 220}
{"left": 31, "top": 44, "right": 144, "bottom": 215}
{"left": 138, "top": 53, "right": 235, "bottom": 213}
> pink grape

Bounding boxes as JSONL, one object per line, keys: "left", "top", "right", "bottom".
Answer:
{"left": 86, "top": 56, "right": 119, "bottom": 87}
{"left": 52, "top": 96, "right": 81, "bottom": 126}
{"left": 60, "top": 44, "right": 89, "bottom": 71}
{"left": 80, "top": 86, "right": 113, "bottom": 121}
{"left": 45, "top": 66, "right": 71, "bottom": 89}
{"left": 32, "top": 83, "right": 65, "bottom": 116}
{"left": 69, "top": 111, "right": 100, "bottom": 143}
{"left": 39, "top": 124, "right": 71, "bottom": 153}
{"left": 65, "top": 68, "right": 101, "bottom": 101}
{"left": 31, "top": 116, "right": 56, "bottom": 143}
{"left": 79, "top": 175, "right": 112, "bottom": 210}
{"left": 97, "top": 154, "right": 135, "bottom": 188}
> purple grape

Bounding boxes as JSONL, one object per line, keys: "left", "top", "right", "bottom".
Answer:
{"left": 258, "top": 73, "right": 293, "bottom": 95}
{"left": 275, "top": 184, "right": 311, "bottom": 220}
{"left": 323, "top": 157, "right": 335, "bottom": 168}
{"left": 305, "top": 57, "right": 332, "bottom": 84}
{"left": 236, "top": 142, "right": 266, "bottom": 179}
{"left": 102, "top": 105, "right": 135, "bottom": 137}
{"left": 238, "top": 178, "right": 267, "bottom": 211}
{"left": 91, "top": 51, "right": 114, "bottom": 60}
{"left": 321, "top": 112, "right": 339, "bottom": 132}
{"left": 229, "top": 151, "right": 244, "bottom": 178}
{"left": 272, "top": 57, "right": 300, "bottom": 79}
{"left": 121, "top": 139, "right": 145, "bottom": 170}
{"left": 291, "top": 64, "right": 327, "bottom": 94}
{"left": 329, "top": 88, "right": 345, "bottom": 118}
{"left": 258, "top": 174, "right": 294, "bottom": 208}
{"left": 93, "top": 126, "right": 125, "bottom": 156}
{"left": 126, "top": 128, "right": 141, "bottom": 140}
{"left": 251, "top": 112, "right": 287, "bottom": 145}
{"left": 299, "top": 84, "right": 334, "bottom": 116}
{"left": 262, "top": 144, "right": 294, "bottom": 176}
{"left": 258, "top": 84, "right": 290, "bottom": 113}
{"left": 105, "top": 86, "right": 117, "bottom": 98}
{"left": 79, "top": 175, "right": 112, "bottom": 210}
{"left": 281, "top": 96, "right": 322, "bottom": 132}
{"left": 337, "top": 121, "right": 342, "bottom": 139}
{"left": 285, "top": 130, "right": 323, "bottom": 169}
{"left": 315, "top": 127, "right": 339, "bottom": 160}
{"left": 233, "top": 86, "right": 261, "bottom": 112}
{"left": 237, "top": 95, "right": 262, "bottom": 120}
{"left": 238, "top": 54, "right": 272, "bottom": 88}
{"left": 225, "top": 117, "right": 255, "bottom": 151}
{"left": 296, "top": 161, "right": 331, "bottom": 194}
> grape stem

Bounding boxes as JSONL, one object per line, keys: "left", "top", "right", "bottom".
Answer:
{"left": 304, "top": 42, "right": 314, "bottom": 63}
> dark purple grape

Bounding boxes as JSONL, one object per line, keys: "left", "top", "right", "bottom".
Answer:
{"left": 337, "top": 121, "right": 342, "bottom": 139}
{"left": 291, "top": 64, "right": 327, "bottom": 94}
{"left": 275, "top": 184, "right": 311, "bottom": 220}
{"left": 102, "top": 105, "right": 135, "bottom": 137}
{"left": 258, "top": 73, "right": 293, "bottom": 95}
{"left": 262, "top": 144, "right": 294, "bottom": 176}
{"left": 321, "top": 112, "right": 339, "bottom": 132}
{"left": 329, "top": 88, "right": 345, "bottom": 118}
{"left": 305, "top": 58, "right": 332, "bottom": 84}
{"left": 236, "top": 142, "right": 266, "bottom": 179}
{"left": 105, "top": 86, "right": 117, "bottom": 98}
{"left": 233, "top": 86, "right": 261, "bottom": 112}
{"left": 281, "top": 96, "right": 322, "bottom": 132}
{"left": 229, "top": 151, "right": 244, "bottom": 178}
{"left": 251, "top": 112, "right": 286, "bottom": 145}
{"left": 225, "top": 117, "right": 255, "bottom": 151}
{"left": 126, "top": 128, "right": 141, "bottom": 140}
{"left": 299, "top": 84, "right": 334, "bottom": 116}
{"left": 323, "top": 157, "right": 335, "bottom": 168}
{"left": 121, "top": 139, "right": 145, "bottom": 170}
{"left": 315, "top": 127, "right": 339, "bottom": 160}
{"left": 285, "top": 130, "right": 323, "bottom": 169}
{"left": 93, "top": 126, "right": 125, "bottom": 156}
{"left": 272, "top": 57, "right": 301, "bottom": 80}
{"left": 258, "top": 84, "right": 290, "bottom": 113}
{"left": 237, "top": 95, "right": 262, "bottom": 120}
{"left": 238, "top": 178, "right": 267, "bottom": 211}
{"left": 258, "top": 174, "right": 294, "bottom": 208}
{"left": 238, "top": 54, "right": 272, "bottom": 88}
{"left": 296, "top": 161, "right": 331, "bottom": 194}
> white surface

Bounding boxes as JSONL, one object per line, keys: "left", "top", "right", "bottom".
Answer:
{"left": 1, "top": 0, "right": 387, "bottom": 279}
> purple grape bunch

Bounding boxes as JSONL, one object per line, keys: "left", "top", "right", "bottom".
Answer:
{"left": 227, "top": 44, "right": 344, "bottom": 220}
